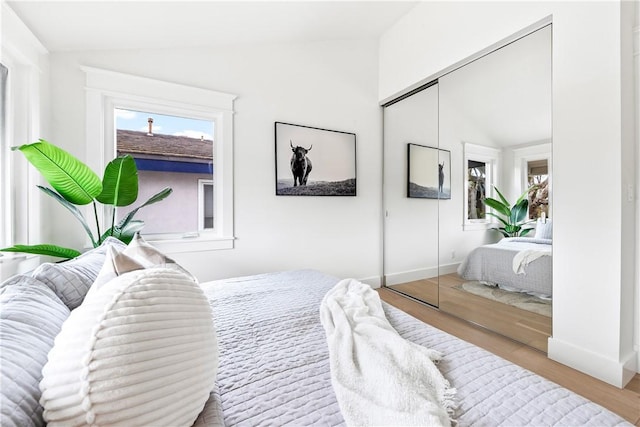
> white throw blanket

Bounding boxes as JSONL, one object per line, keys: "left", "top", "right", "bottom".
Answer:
{"left": 512, "top": 248, "right": 552, "bottom": 274}
{"left": 320, "top": 278, "right": 456, "bottom": 427}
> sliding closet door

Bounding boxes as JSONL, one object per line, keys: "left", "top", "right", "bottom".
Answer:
{"left": 383, "top": 83, "right": 439, "bottom": 307}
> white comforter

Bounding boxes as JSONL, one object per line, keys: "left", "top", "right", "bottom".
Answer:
{"left": 194, "top": 270, "right": 630, "bottom": 427}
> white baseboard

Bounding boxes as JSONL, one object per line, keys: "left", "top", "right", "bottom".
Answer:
{"left": 383, "top": 263, "right": 460, "bottom": 286}
{"left": 548, "top": 337, "right": 639, "bottom": 388}
{"left": 359, "top": 275, "right": 382, "bottom": 289}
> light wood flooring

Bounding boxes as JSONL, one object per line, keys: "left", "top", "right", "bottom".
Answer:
{"left": 389, "top": 273, "right": 552, "bottom": 352}
{"left": 378, "top": 287, "right": 640, "bottom": 425}
{"left": 439, "top": 273, "right": 552, "bottom": 353}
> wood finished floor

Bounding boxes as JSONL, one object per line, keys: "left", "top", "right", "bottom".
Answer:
{"left": 378, "top": 287, "right": 640, "bottom": 426}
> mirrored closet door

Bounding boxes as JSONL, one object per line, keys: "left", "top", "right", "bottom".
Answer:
{"left": 382, "top": 24, "right": 552, "bottom": 352}
{"left": 383, "top": 83, "right": 440, "bottom": 307}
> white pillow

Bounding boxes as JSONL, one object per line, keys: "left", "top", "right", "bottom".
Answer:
{"left": 39, "top": 268, "right": 217, "bottom": 427}
{"left": 92, "top": 233, "right": 195, "bottom": 291}
{"left": 92, "top": 245, "right": 146, "bottom": 289}
{"left": 534, "top": 218, "right": 553, "bottom": 240}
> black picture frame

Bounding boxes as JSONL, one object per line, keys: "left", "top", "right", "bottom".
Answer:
{"left": 275, "top": 122, "right": 357, "bottom": 196}
{"left": 407, "top": 143, "right": 451, "bottom": 199}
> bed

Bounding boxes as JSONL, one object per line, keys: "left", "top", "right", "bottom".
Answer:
{"left": 457, "top": 237, "right": 552, "bottom": 297}
{"left": 193, "top": 269, "right": 628, "bottom": 427}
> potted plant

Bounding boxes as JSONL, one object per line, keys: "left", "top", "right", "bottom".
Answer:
{"left": 484, "top": 185, "right": 536, "bottom": 238}
{"left": 0, "top": 139, "right": 172, "bottom": 259}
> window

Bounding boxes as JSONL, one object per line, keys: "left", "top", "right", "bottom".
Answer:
{"left": 467, "top": 160, "right": 486, "bottom": 221}
{"left": 513, "top": 143, "right": 552, "bottom": 220}
{"left": 115, "top": 109, "right": 215, "bottom": 235}
{"left": 526, "top": 159, "right": 549, "bottom": 219}
{"left": 0, "top": 34, "right": 48, "bottom": 279}
{"left": 463, "top": 143, "right": 500, "bottom": 230}
{"left": 198, "top": 180, "right": 214, "bottom": 230}
{"left": 83, "top": 66, "right": 236, "bottom": 253}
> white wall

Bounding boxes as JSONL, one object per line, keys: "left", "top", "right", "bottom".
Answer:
{"left": 45, "top": 39, "right": 383, "bottom": 285}
{"left": 379, "top": 1, "right": 637, "bottom": 387}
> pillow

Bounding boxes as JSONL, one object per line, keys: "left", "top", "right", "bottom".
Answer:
{"left": 534, "top": 218, "right": 553, "bottom": 240}
{"left": 92, "top": 233, "right": 195, "bottom": 291}
{"left": 39, "top": 268, "right": 217, "bottom": 427}
{"left": 31, "top": 237, "right": 126, "bottom": 310}
{"left": 92, "top": 245, "right": 146, "bottom": 289}
{"left": 0, "top": 275, "right": 70, "bottom": 427}
{"left": 126, "top": 233, "right": 195, "bottom": 278}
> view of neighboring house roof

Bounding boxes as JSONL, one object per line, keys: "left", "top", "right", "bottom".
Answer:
{"left": 117, "top": 129, "right": 213, "bottom": 163}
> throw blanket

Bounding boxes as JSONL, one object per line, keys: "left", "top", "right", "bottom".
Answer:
{"left": 512, "top": 248, "right": 552, "bottom": 274}
{"left": 320, "top": 279, "right": 456, "bottom": 427}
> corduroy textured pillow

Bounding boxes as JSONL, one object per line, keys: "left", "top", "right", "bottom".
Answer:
{"left": 0, "top": 276, "right": 70, "bottom": 427}
{"left": 39, "top": 268, "right": 217, "bottom": 427}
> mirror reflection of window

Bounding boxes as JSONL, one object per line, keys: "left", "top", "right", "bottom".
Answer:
{"left": 115, "top": 108, "right": 215, "bottom": 235}
{"left": 527, "top": 159, "right": 549, "bottom": 219}
{"left": 467, "top": 160, "right": 486, "bottom": 220}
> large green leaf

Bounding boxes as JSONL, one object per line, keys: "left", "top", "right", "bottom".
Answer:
{"left": 96, "top": 155, "right": 138, "bottom": 207}
{"left": 486, "top": 212, "right": 509, "bottom": 227}
{"left": 38, "top": 186, "right": 97, "bottom": 247}
{"left": 117, "top": 187, "right": 173, "bottom": 230}
{"left": 0, "top": 244, "right": 81, "bottom": 259}
{"left": 493, "top": 186, "right": 510, "bottom": 207}
{"left": 13, "top": 139, "right": 102, "bottom": 205}
{"left": 484, "top": 197, "right": 510, "bottom": 217}
{"left": 520, "top": 227, "right": 534, "bottom": 237}
{"left": 510, "top": 198, "right": 529, "bottom": 224}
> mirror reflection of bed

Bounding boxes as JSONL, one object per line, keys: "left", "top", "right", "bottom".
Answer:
{"left": 439, "top": 225, "right": 552, "bottom": 353}
{"left": 437, "top": 24, "right": 553, "bottom": 353}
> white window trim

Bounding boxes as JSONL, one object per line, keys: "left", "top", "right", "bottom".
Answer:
{"left": 513, "top": 142, "right": 552, "bottom": 218}
{"left": 197, "top": 179, "right": 214, "bottom": 231}
{"left": 82, "top": 66, "right": 236, "bottom": 253}
{"left": 462, "top": 142, "right": 501, "bottom": 231}
{"left": 0, "top": 4, "right": 48, "bottom": 280}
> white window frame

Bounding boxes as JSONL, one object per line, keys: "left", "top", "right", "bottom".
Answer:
{"left": 82, "top": 66, "right": 236, "bottom": 253}
{"left": 462, "top": 142, "right": 501, "bottom": 231}
{"left": 513, "top": 142, "right": 552, "bottom": 218}
{"left": 197, "top": 179, "right": 214, "bottom": 231}
{"left": 0, "top": 6, "right": 47, "bottom": 280}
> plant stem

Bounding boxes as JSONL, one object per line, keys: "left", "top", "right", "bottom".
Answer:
{"left": 93, "top": 202, "right": 102, "bottom": 246}
{"left": 110, "top": 205, "right": 116, "bottom": 237}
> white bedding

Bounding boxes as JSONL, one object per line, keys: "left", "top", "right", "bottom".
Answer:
{"left": 195, "top": 270, "right": 630, "bottom": 427}
{"left": 458, "top": 237, "right": 553, "bottom": 297}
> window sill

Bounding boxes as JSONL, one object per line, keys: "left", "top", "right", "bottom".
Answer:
{"left": 146, "top": 235, "right": 235, "bottom": 254}
{"left": 463, "top": 222, "right": 492, "bottom": 231}
{"left": 0, "top": 253, "right": 41, "bottom": 281}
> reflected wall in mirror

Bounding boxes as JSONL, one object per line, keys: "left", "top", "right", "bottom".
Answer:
{"left": 438, "top": 24, "right": 552, "bottom": 352}
{"left": 383, "top": 83, "right": 439, "bottom": 306}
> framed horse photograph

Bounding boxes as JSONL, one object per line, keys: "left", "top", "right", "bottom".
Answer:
{"left": 407, "top": 143, "right": 451, "bottom": 199}
{"left": 275, "top": 122, "right": 356, "bottom": 196}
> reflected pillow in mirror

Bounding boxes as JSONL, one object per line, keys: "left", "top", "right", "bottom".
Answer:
{"left": 534, "top": 218, "right": 552, "bottom": 240}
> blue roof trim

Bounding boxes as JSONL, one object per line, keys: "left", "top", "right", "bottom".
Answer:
{"left": 134, "top": 158, "right": 213, "bottom": 174}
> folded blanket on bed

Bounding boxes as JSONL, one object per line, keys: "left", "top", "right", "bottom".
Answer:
{"left": 320, "top": 278, "right": 456, "bottom": 427}
{"left": 512, "top": 247, "right": 552, "bottom": 274}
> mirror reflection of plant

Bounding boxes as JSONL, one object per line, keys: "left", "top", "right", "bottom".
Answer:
{"left": 0, "top": 139, "right": 172, "bottom": 259}
{"left": 484, "top": 185, "right": 536, "bottom": 238}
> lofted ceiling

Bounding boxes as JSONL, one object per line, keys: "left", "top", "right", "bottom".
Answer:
{"left": 6, "top": 1, "right": 418, "bottom": 52}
